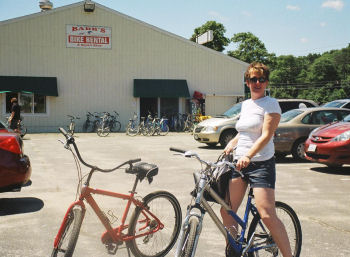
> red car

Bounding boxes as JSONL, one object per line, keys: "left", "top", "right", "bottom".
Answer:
{"left": 0, "top": 132, "right": 32, "bottom": 192}
{"left": 305, "top": 114, "right": 350, "bottom": 167}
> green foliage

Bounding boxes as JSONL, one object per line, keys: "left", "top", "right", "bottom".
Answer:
{"left": 190, "top": 21, "right": 230, "bottom": 52}
{"left": 227, "top": 32, "right": 272, "bottom": 64}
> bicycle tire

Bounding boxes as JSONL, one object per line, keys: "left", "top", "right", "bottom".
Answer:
{"left": 110, "top": 121, "right": 121, "bottom": 132}
{"left": 97, "top": 127, "right": 110, "bottom": 137}
{"left": 127, "top": 191, "right": 182, "bottom": 257}
{"left": 247, "top": 201, "right": 302, "bottom": 257}
{"left": 126, "top": 124, "right": 139, "bottom": 136}
{"left": 51, "top": 207, "right": 84, "bottom": 257}
{"left": 159, "top": 124, "right": 169, "bottom": 136}
{"left": 179, "top": 216, "right": 199, "bottom": 257}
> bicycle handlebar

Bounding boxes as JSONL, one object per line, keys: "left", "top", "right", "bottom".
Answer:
{"left": 59, "top": 127, "right": 141, "bottom": 172}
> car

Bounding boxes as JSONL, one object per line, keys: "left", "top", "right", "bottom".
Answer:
{"left": 193, "top": 99, "right": 318, "bottom": 148}
{"left": 304, "top": 114, "right": 350, "bottom": 168}
{"left": 0, "top": 120, "right": 9, "bottom": 133}
{"left": 274, "top": 107, "right": 350, "bottom": 161}
{"left": 0, "top": 132, "right": 32, "bottom": 192}
{"left": 322, "top": 99, "right": 350, "bottom": 109}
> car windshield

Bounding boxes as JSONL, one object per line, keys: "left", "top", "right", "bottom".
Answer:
{"left": 323, "top": 101, "right": 344, "bottom": 108}
{"left": 219, "top": 102, "right": 242, "bottom": 118}
{"left": 344, "top": 114, "right": 350, "bottom": 122}
{"left": 280, "top": 109, "right": 304, "bottom": 123}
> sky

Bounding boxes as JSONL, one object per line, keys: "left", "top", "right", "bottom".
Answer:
{"left": 0, "top": 0, "right": 349, "bottom": 57}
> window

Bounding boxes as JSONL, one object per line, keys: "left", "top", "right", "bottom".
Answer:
{"left": 6, "top": 93, "right": 46, "bottom": 114}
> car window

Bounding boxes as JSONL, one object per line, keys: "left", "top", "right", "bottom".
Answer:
{"left": 343, "top": 102, "right": 350, "bottom": 109}
{"left": 304, "top": 102, "right": 316, "bottom": 107}
{"left": 280, "top": 109, "right": 304, "bottom": 123}
{"left": 339, "top": 111, "right": 350, "bottom": 121}
{"left": 311, "top": 111, "right": 338, "bottom": 125}
{"left": 301, "top": 113, "right": 312, "bottom": 124}
{"left": 344, "top": 114, "right": 350, "bottom": 122}
{"left": 222, "top": 102, "right": 242, "bottom": 118}
{"left": 323, "top": 101, "right": 344, "bottom": 108}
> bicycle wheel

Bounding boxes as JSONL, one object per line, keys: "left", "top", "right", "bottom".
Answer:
{"left": 178, "top": 216, "right": 199, "bottom": 257}
{"left": 51, "top": 207, "right": 84, "bottom": 257}
{"left": 159, "top": 124, "right": 169, "bottom": 136}
{"left": 127, "top": 191, "right": 182, "bottom": 257}
{"left": 97, "top": 126, "right": 110, "bottom": 137}
{"left": 247, "top": 201, "right": 302, "bottom": 257}
{"left": 110, "top": 121, "right": 121, "bottom": 132}
{"left": 126, "top": 124, "right": 139, "bottom": 136}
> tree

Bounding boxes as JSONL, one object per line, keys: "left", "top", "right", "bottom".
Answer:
{"left": 227, "top": 32, "right": 272, "bottom": 64}
{"left": 269, "top": 55, "right": 302, "bottom": 85}
{"left": 306, "top": 54, "right": 339, "bottom": 83}
{"left": 190, "top": 21, "right": 230, "bottom": 52}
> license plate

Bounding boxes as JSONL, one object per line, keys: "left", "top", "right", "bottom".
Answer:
{"left": 308, "top": 144, "right": 317, "bottom": 152}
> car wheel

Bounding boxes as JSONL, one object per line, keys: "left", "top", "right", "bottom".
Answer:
{"left": 291, "top": 138, "right": 306, "bottom": 161}
{"left": 219, "top": 130, "right": 236, "bottom": 148}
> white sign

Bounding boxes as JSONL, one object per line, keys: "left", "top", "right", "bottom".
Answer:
{"left": 196, "top": 30, "right": 213, "bottom": 45}
{"left": 66, "top": 25, "right": 112, "bottom": 49}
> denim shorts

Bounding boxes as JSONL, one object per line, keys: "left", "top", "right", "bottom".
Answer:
{"left": 231, "top": 157, "right": 276, "bottom": 189}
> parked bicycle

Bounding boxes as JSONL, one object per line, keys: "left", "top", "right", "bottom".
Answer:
{"left": 96, "top": 112, "right": 110, "bottom": 137}
{"left": 170, "top": 148, "right": 302, "bottom": 257}
{"left": 182, "top": 113, "right": 195, "bottom": 133}
{"left": 51, "top": 128, "right": 182, "bottom": 257}
{"left": 67, "top": 115, "right": 80, "bottom": 136}
{"left": 6, "top": 116, "right": 27, "bottom": 138}
{"left": 126, "top": 115, "right": 149, "bottom": 137}
{"left": 107, "top": 111, "right": 122, "bottom": 132}
{"left": 148, "top": 116, "right": 169, "bottom": 136}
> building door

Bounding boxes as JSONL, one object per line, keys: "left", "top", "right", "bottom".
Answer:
{"left": 140, "top": 98, "right": 157, "bottom": 118}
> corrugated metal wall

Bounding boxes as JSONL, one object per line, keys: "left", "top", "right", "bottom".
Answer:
{"left": 0, "top": 3, "right": 248, "bottom": 132}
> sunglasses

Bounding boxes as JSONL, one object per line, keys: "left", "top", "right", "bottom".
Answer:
{"left": 248, "top": 77, "right": 267, "bottom": 83}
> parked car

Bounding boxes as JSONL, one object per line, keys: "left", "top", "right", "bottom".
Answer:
{"left": 274, "top": 107, "right": 350, "bottom": 161}
{"left": 322, "top": 99, "right": 350, "bottom": 109}
{"left": 304, "top": 114, "right": 350, "bottom": 167}
{"left": 193, "top": 99, "right": 318, "bottom": 148}
{"left": 0, "top": 133, "right": 32, "bottom": 192}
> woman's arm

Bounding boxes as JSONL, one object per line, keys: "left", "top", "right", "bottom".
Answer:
{"left": 224, "top": 133, "right": 240, "bottom": 155}
{"left": 236, "top": 113, "right": 280, "bottom": 170}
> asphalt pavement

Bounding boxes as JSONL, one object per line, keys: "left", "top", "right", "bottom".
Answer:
{"left": 0, "top": 132, "right": 350, "bottom": 257}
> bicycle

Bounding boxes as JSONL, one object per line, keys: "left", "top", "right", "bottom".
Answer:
{"left": 170, "top": 147, "right": 302, "bottom": 257}
{"left": 96, "top": 112, "right": 110, "bottom": 137}
{"left": 51, "top": 128, "right": 182, "bottom": 257}
{"left": 126, "top": 113, "right": 140, "bottom": 136}
{"left": 107, "top": 111, "right": 122, "bottom": 132}
{"left": 67, "top": 115, "right": 80, "bottom": 136}
{"left": 6, "top": 116, "right": 27, "bottom": 138}
{"left": 149, "top": 116, "right": 169, "bottom": 136}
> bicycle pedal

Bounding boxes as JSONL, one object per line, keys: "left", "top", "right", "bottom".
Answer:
{"left": 105, "top": 243, "right": 118, "bottom": 255}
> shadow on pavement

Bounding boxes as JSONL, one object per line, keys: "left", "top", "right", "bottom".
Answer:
{"left": 198, "top": 145, "right": 223, "bottom": 150}
{"left": 310, "top": 166, "right": 350, "bottom": 175}
{"left": 0, "top": 197, "right": 44, "bottom": 216}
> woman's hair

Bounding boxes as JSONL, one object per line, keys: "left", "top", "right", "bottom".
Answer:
{"left": 244, "top": 62, "right": 270, "bottom": 82}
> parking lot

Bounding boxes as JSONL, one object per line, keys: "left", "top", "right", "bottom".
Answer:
{"left": 1, "top": 132, "right": 350, "bottom": 257}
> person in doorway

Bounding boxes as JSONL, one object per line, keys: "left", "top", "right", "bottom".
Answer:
{"left": 222, "top": 62, "right": 293, "bottom": 257}
{"left": 8, "top": 97, "right": 21, "bottom": 134}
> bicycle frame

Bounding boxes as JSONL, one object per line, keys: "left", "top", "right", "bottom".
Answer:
{"left": 176, "top": 173, "right": 271, "bottom": 257}
{"left": 53, "top": 175, "right": 164, "bottom": 249}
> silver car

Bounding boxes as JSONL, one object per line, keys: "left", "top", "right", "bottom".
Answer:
{"left": 193, "top": 102, "right": 241, "bottom": 147}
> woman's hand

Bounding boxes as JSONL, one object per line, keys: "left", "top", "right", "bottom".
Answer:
{"left": 235, "top": 156, "right": 251, "bottom": 171}
{"left": 224, "top": 140, "right": 235, "bottom": 155}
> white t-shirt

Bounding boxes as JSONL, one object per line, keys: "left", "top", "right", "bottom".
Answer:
{"left": 235, "top": 96, "right": 281, "bottom": 161}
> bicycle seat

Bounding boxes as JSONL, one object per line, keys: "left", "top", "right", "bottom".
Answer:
{"left": 125, "top": 162, "right": 158, "bottom": 183}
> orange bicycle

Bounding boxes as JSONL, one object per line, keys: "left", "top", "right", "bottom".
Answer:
{"left": 51, "top": 128, "right": 182, "bottom": 257}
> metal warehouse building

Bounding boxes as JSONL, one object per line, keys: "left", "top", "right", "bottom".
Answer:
{"left": 0, "top": 1, "right": 248, "bottom": 132}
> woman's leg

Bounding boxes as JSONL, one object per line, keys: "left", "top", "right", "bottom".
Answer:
{"left": 220, "top": 177, "right": 247, "bottom": 238}
{"left": 253, "top": 187, "right": 293, "bottom": 257}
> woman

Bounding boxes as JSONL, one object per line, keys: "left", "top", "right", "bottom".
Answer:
{"left": 222, "top": 62, "right": 293, "bottom": 257}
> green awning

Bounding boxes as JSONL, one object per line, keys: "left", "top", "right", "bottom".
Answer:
{"left": 0, "top": 76, "right": 58, "bottom": 96}
{"left": 134, "top": 79, "right": 190, "bottom": 98}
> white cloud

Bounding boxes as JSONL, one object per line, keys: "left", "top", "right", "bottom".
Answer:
{"left": 320, "top": 22, "right": 327, "bottom": 27}
{"left": 208, "top": 11, "right": 230, "bottom": 22}
{"left": 286, "top": 5, "right": 300, "bottom": 11}
{"left": 322, "top": 0, "right": 344, "bottom": 11}
{"left": 300, "top": 38, "right": 308, "bottom": 43}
